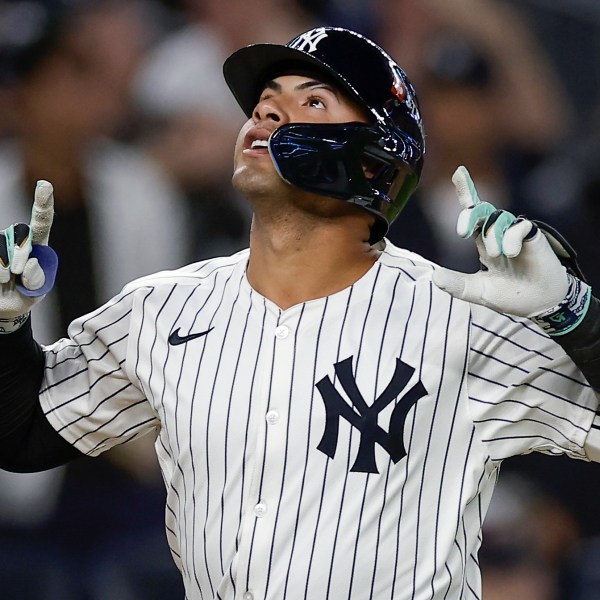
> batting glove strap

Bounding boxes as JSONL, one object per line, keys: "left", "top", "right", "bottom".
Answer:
{"left": 0, "top": 313, "right": 31, "bottom": 334}
{"left": 531, "top": 274, "right": 591, "bottom": 336}
{"left": 531, "top": 219, "right": 588, "bottom": 283}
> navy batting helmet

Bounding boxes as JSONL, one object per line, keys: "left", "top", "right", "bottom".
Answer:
{"left": 223, "top": 27, "right": 425, "bottom": 243}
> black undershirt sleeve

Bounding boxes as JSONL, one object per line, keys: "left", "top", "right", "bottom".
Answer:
{"left": 0, "top": 317, "right": 84, "bottom": 473}
{"left": 555, "top": 295, "right": 600, "bottom": 392}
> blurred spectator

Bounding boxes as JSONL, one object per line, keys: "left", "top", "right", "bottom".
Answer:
{"left": 377, "top": 0, "right": 572, "bottom": 152}
{"left": 299, "top": 0, "right": 377, "bottom": 37}
{"left": 520, "top": 115, "right": 600, "bottom": 291}
{"left": 565, "top": 536, "right": 600, "bottom": 600}
{"left": 133, "top": 0, "right": 316, "bottom": 259}
{"left": 480, "top": 474, "right": 579, "bottom": 600}
{"left": 501, "top": 0, "right": 600, "bottom": 131}
{"left": 377, "top": 0, "right": 572, "bottom": 272}
{"left": 0, "top": 0, "right": 192, "bottom": 342}
{"left": 0, "top": 1, "right": 190, "bottom": 597}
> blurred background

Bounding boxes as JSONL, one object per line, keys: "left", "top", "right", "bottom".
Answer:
{"left": 1, "top": 0, "right": 600, "bottom": 598}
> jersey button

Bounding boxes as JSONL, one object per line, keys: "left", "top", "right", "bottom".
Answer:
{"left": 254, "top": 502, "right": 268, "bottom": 518}
{"left": 266, "top": 410, "right": 280, "bottom": 425}
{"left": 275, "top": 325, "right": 289, "bottom": 339}
{"left": 243, "top": 593, "right": 254, "bottom": 600}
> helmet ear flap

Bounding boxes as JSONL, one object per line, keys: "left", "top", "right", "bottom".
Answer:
{"left": 269, "top": 122, "right": 372, "bottom": 199}
{"left": 269, "top": 122, "right": 420, "bottom": 244}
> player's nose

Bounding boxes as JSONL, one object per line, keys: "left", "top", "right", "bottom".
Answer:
{"left": 253, "top": 98, "right": 288, "bottom": 125}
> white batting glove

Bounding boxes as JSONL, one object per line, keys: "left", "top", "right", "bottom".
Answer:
{"left": 432, "top": 166, "right": 591, "bottom": 336}
{"left": 0, "top": 180, "right": 58, "bottom": 333}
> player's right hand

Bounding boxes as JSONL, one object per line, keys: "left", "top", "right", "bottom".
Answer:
{"left": 0, "top": 180, "right": 58, "bottom": 333}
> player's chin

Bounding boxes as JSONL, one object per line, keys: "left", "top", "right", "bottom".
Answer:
{"left": 232, "top": 162, "right": 280, "bottom": 196}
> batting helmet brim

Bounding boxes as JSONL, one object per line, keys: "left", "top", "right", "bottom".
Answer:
{"left": 223, "top": 44, "right": 370, "bottom": 119}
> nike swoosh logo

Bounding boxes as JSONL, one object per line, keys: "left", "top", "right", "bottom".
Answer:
{"left": 168, "top": 327, "right": 214, "bottom": 346}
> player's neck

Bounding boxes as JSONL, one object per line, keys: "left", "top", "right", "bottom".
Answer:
{"left": 246, "top": 213, "right": 380, "bottom": 310}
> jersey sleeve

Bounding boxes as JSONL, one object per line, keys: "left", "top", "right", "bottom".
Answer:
{"left": 38, "top": 287, "right": 158, "bottom": 457}
{"left": 466, "top": 303, "right": 600, "bottom": 462}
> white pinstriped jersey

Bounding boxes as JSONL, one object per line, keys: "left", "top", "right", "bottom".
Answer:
{"left": 39, "top": 240, "right": 600, "bottom": 600}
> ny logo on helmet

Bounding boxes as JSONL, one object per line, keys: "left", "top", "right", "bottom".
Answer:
{"left": 290, "top": 28, "right": 329, "bottom": 53}
{"left": 316, "top": 356, "right": 427, "bottom": 474}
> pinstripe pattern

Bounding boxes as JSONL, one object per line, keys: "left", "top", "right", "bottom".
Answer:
{"left": 38, "top": 242, "right": 600, "bottom": 599}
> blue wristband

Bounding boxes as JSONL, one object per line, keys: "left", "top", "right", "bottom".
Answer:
{"left": 15, "top": 244, "right": 58, "bottom": 297}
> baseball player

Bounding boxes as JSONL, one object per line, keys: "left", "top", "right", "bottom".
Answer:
{"left": 0, "top": 27, "right": 599, "bottom": 600}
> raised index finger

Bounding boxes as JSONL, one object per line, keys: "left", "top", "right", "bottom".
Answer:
{"left": 453, "top": 166, "right": 496, "bottom": 238}
{"left": 30, "top": 180, "right": 55, "bottom": 245}
{"left": 452, "top": 165, "right": 481, "bottom": 209}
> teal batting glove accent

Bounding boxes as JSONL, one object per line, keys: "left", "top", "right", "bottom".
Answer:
{"left": 490, "top": 211, "right": 517, "bottom": 255}
{"left": 4, "top": 225, "right": 14, "bottom": 266}
{"left": 463, "top": 202, "right": 496, "bottom": 238}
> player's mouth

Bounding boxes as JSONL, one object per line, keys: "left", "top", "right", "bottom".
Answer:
{"left": 251, "top": 139, "right": 269, "bottom": 150}
{"left": 243, "top": 128, "right": 273, "bottom": 156}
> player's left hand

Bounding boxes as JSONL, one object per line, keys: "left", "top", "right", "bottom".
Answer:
{"left": 432, "top": 166, "right": 591, "bottom": 336}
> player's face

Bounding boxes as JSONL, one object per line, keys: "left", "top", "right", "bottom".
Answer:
{"left": 232, "top": 74, "right": 369, "bottom": 196}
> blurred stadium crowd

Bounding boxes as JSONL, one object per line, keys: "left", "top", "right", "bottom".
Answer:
{"left": 1, "top": 0, "right": 600, "bottom": 598}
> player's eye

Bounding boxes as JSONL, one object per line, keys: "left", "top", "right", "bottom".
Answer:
{"left": 306, "top": 95, "right": 326, "bottom": 109}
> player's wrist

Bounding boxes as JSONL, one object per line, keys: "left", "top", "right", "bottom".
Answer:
{"left": 553, "top": 293, "right": 600, "bottom": 390}
{"left": 0, "top": 313, "right": 31, "bottom": 334}
{"left": 531, "top": 274, "right": 591, "bottom": 337}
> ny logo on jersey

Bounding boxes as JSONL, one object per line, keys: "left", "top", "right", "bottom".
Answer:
{"left": 289, "top": 28, "right": 328, "bottom": 53}
{"left": 316, "top": 356, "right": 427, "bottom": 474}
